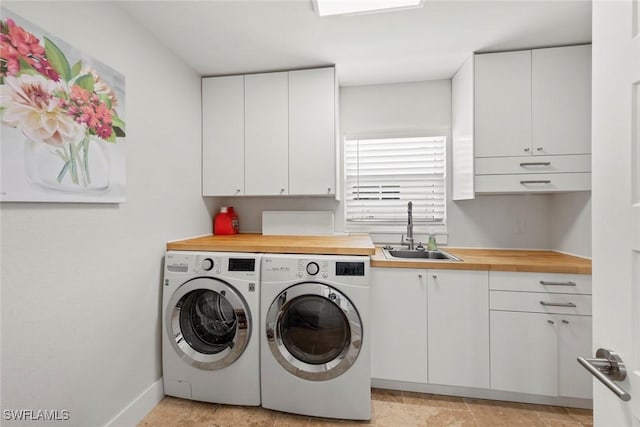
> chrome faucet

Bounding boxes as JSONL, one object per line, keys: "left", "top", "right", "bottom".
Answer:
{"left": 401, "top": 201, "right": 415, "bottom": 250}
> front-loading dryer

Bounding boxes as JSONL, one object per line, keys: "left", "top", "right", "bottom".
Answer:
{"left": 163, "top": 251, "right": 261, "bottom": 405}
{"left": 260, "top": 254, "right": 370, "bottom": 420}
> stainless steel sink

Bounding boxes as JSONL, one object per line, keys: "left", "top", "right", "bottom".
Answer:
{"left": 382, "top": 248, "right": 462, "bottom": 261}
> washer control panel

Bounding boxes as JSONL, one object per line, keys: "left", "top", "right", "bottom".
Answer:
{"left": 297, "top": 259, "right": 329, "bottom": 279}
{"left": 336, "top": 261, "right": 366, "bottom": 276}
{"left": 165, "top": 252, "right": 260, "bottom": 278}
{"left": 201, "top": 258, "right": 214, "bottom": 271}
{"left": 306, "top": 262, "right": 319, "bottom": 275}
{"left": 165, "top": 253, "right": 192, "bottom": 273}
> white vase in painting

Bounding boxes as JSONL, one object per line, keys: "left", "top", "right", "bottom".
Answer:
{"left": 24, "top": 135, "right": 110, "bottom": 192}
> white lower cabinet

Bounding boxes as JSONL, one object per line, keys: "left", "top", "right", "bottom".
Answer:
{"left": 489, "top": 271, "right": 592, "bottom": 399}
{"left": 427, "top": 270, "right": 489, "bottom": 388}
{"left": 370, "top": 268, "right": 489, "bottom": 387}
{"left": 557, "top": 314, "right": 593, "bottom": 399}
{"left": 370, "top": 267, "right": 592, "bottom": 404}
{"left": 490, "top": 311, "right": 559, "bottom": 396}
{"left": 370, "top": 267, "right": 428, "bottom": 383}
{"left": 490, "top": 311, "right": 592, "bottom": 398}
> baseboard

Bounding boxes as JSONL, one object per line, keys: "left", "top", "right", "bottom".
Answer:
{"left": 371, "top": 379, "right": 593, "bottom": 410}
{"left": 105, "top": 378, "right": 164, "bottom": 427}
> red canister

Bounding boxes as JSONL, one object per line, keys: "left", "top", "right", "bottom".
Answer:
{"left": 214, "top": 206, "right": 239, "bottom": 235}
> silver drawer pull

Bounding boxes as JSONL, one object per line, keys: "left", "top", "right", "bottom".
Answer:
{"left": 520, "top": 180, "right": 551, "bottom": 184}
{"left": 540, "top": 301, "right": 576, "bottom": 307}
{"left": 577, "top": 349, "right": 630, "bottom": 402}
{"left": 540, "top": 280, "right": 577, "bottom": 286}
{"left": 520, "top": 162, "right": 551, "bottom": 166}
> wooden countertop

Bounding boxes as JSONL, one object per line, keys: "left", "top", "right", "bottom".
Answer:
{"left": 166, "top": 234, "right": 591, "bottom": 274}
{"left": 167, "top": 233, "right": 376, "bottom": 256}
{"left": 370, "top": 247, "right": 592, "bottom": 274}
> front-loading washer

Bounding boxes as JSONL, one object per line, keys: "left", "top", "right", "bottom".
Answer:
{"left": 260, "top": 253, "right": 370, "bottom": 420}
{"left": 162, "top": 251, "right": 261, "bottom": 405}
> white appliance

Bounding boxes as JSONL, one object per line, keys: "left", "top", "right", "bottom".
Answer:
{"left": 260, "top": 254, "right": 371, "bottom": 420}
{"left": 162, "top": 251, "right": 261, "bottom": 405}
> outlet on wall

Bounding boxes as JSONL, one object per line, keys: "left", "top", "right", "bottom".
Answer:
{"left": 514, "top": 217, "right": 526, "bottom": 234}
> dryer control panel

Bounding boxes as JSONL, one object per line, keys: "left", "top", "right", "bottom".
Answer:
{"left": 261, "top": 254, "right": 369, "bottom": 286}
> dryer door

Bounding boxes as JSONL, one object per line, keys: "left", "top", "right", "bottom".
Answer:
{"left": 265, "top": 282, "right": 363, "bottom": 381}
{"left": 166, "top": 277, "right": 251, "bottom": 370}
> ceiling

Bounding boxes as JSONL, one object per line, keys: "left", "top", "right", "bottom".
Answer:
{"left": 117, "top": 0, "right": 592, "bottom": 86}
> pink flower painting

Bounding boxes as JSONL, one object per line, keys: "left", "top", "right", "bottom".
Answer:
{"left": 0, "top": 9, "right": 126, "bottom": 203}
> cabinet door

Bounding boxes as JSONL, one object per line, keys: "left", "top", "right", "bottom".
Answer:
{"left": 557, "top": 315, "right": 592, "bottom": 399}
{"left": 370, "top": 268, "right": 428, "bottom": 383}
{"left": 202, "top": 76, "right": 245, "bottom": 196}
{"left": 490, "top": 311, "right": 558, "bottom": 396}
{"left": 288, "top": 68, "right": 336, "bottom": 196}
{"left": 475, "top": 50, "right": 532, "bottom": 158}
{"left": 244, "top": 72, "right": 289, "bottom": 195}
{"left": 532, "top": 45, "right": 591, "bottom": 156}
{"left": 428, "top": 270, "right": 489, "bottom": 388}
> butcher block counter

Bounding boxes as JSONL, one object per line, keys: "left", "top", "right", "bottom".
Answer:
{"left": 166, "top": 234, "right": 590, "bottom": 274}
{"left": 370, "top": 247, "right": 592, "bottom": 274}
{"left": 166, "top": 233, "right": 376, "bottom": 256}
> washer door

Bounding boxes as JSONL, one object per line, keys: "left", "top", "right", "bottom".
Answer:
{"left": 167, "top": 277, "right": 250, "bottom": 370}
{"left": 265, "top": 282, "right": 363, "bottom": 381}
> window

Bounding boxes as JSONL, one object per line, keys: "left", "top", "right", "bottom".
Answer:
{"left": 344, "top": 136, "right": 446, "bottom": 233}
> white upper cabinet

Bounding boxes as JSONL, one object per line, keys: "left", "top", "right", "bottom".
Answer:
{"left": 202, "top": 67, "right": 337, "bottom": 197}
{"left": 245, "top": 72, "right": 289, "bottom": 196}
{"left": 475, "top": 46, "right": 591, "bottom": 158}
{"left": 531, "top": 45, "right": 592, "bottom": 156}
{"left": 202, "top": 75, "right": 245, "bottom": 196}
{"left": 452, "top": 57, "right": 475, "bottom": 200}
{"left": 475, "top": 50, "right": 532, "bottom": 158}
{"left": 454, "top": 45, "right": 592, "bottom": 195}
{"left": 289, "top": 68, "right": 336, "bottom": 196}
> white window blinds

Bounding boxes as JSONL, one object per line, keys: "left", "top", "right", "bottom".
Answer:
{"left": 344, "top": 136, "right": 446, "bottom": 231}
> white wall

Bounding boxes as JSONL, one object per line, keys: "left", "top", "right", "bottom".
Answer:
{"left": 341, "top": 81, "right": 451, "bottom": 134}
{"left": 448, "top": 195, "right": 552, "bottom": 249}
{"left": 550, "top": 192, "right": 592, "bottom": 257}
{"left": 1, "top": 2, "right": 210, "bottom": 426}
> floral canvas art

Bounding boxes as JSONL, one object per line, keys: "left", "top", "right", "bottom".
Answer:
{"left": 0, "top": 9, "right": 126, "bottom": 202}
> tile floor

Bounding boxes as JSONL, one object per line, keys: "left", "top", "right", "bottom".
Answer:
{"left": 137, "top": 388, "right": 593, "bottom": 427}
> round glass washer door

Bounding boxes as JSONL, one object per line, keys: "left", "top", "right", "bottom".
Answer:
{"left": 265, "top": 282, "right": 363, "bottom": 381}
{"left": 166, "top": 277, "right": 251, "bottom": 370}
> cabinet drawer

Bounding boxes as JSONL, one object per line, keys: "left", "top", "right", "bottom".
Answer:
{"left": 490, "top": 291, "right": 592, "bottom": 315}
{"left": 489, "top": 271, "right": 592, "bottom": 294}
{"left": 475, "top": 172, "right": 591, "bottom": 193}
{"left": 475, "top": 155, "right": 591, "bottom": 175}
